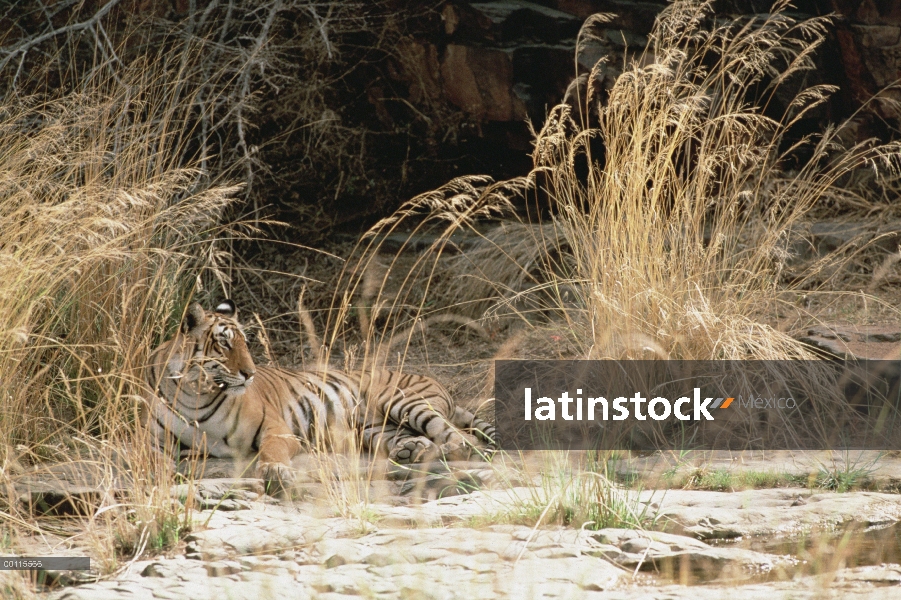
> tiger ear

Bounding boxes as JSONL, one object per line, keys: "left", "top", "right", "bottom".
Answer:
{"left": 181, "top": 303, "right": 207, "bottom": 334}
{"left": 214, "top": 299, "right": 237, "bottom": 319}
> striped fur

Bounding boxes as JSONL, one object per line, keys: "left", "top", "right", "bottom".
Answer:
{"left": 143, "top": 301, "right": 496, "bottom": 485}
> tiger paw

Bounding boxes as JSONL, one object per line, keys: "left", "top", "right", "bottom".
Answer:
{"left": 438, "top": 441, "right": 471, "bottom": 462}
{"left": 256, "top": 461, "right": 297, "bottom": 496}
{"left": 439, "top": 431, "right": 487, "bottom": 461}
{"left": 388, "top": 437, "right": 438, "bottom": 464}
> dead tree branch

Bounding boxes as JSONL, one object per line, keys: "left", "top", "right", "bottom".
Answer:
{"left": 0, "top": 0, "right": 126, "bottom": 75}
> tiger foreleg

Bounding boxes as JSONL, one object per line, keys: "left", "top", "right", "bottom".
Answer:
{"left": 255, "top": 430, "right": 302, "bottom": 492}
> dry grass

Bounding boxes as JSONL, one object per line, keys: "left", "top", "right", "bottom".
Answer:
{"left": 530, "top": 1, "right": 901, "bottom": 361}
{"left": 2, "top": 1, "right": 395, "bottom": 226}
{"left": 0, "top": 49, "right": 243, "bottom": 575}
{"left": 5, "top": 1, "right": 901, "bottom": 595}
{"left": 468, "top": 451, "right": 659, "bottom": 532}
{"left": 301, "top": 0, "right": 901, "bottom": 491}
{"left": 339, "top": 1, "right": 901, "bottom": 365}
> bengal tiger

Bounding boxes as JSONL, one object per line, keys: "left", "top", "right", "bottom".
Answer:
{"left": 143, "top": 300, "right": 496, "bottom": 487}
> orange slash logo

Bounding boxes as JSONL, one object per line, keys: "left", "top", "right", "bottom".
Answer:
{"left": 710, "top": 397, "right": 734, "bottom": 409}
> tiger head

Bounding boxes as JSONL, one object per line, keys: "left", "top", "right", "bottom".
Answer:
{"left": 154, "top": 300, "right": 257, "bottom": 398}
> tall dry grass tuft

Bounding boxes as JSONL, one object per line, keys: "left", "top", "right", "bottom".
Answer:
{"left": 540, "top": 0, "right": 901, "bottom": 360}
{"left": 312, "top": 0, "right": 901, "bottom": 477}
{"left": 0, "top": 52, "right": 241, "bottom": 572}
{"left": 342, "top": 0, "right": 901, "bottom": 364}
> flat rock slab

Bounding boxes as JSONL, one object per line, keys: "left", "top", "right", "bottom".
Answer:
{"left": 50, "top": 508, "right": 633, "bottom": 599}
{"left": 48, "top": 524, "right": 901, "bottom": 600}
{"left": 43, "top": 484, "right": 901, "bottom": 600}
{"left": 184, "top": 504, "right": 361, "bottom": 559}
{"left": 370, "top": 486, "right": 901, "bottom": 540}
{"left": 797, "top": 324, "right": 901, "bottom": 359}
{"left": 639, "top": 488, "right": 901, "bottom": 539}
{"left": 585, "top": 528, "right": 795, "bottom": 582}
{"left": 609, "top": 449, "right": 901, "bottom": 480}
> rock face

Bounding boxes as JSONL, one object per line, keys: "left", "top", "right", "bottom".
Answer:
{"left": 392, "top": 0, "right": 901, "bottom": 143}
{"left": 22, "top": 1, "right": 901, "bottom": 227}
{"left": 832, "top": 0, "right": 901, "bottom": 129}
{"left": 440, "top": 44, "right": 527, "bottom": 122}
{"left": 438, "top": 1, "right": 582, "bottom": 123}
{"left": 15, "top": 0, "right": 901, "bottom": 238}
{"left": 335, "top": 0, "right": 901, "bottom": 228}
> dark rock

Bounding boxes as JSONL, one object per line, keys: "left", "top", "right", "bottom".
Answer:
{"left": 441, "top": 44, "right": 528, "bottom": 121}
{"left": 467, "top": 1, "right": 583, "bottom": 44}
{"left": 554, "top": 0, "right": 665, "bottom": 33}
{"left": 806, "top": 329, "right": 851, "bottom": 342}
{"left": 796, "top": 325, "right": 901, "bottom": 360}
{"left": 511, "top": 44, "right": 576, "bottom": 120}
{"left": 18, "top": 486, "right": 113, "bottom": 517}
{"left": 867, "top": 331, "right": 901, "bottom": 343}
{"left": 395, "top": 39, "right": 443, "bottom": 105}
{"left": 831, "top": 1, "right": 901, "bottom": 128}
{"left": 141, "top": 563, "right": 166, "bottom": 577}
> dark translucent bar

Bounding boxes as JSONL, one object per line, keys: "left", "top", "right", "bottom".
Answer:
{"left": 0, "top": 557, "right": 91, "bottom": 570}
{"left": 495, "top": 359, "right": 901, "bottom": 451}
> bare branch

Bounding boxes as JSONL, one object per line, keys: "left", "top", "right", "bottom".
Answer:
{"left": 0, "top": 0, "right": 127, "bottom": 74}
{"left": 307, "top": 5, "right": 333, "bottom": 60}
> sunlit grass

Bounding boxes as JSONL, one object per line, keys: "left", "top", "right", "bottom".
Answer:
{"left": 467, "top": 451, "right": 659, "bottom": 532}
{"left": 0, "top": 53, "right": 242, "bottom": 572}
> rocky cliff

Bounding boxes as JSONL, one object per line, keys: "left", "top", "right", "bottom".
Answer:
{"left": 8, "top": 1, "right": 901, "bottom": 230}
{"left": 391, "top": 1, "right": 901, "bottom": 147}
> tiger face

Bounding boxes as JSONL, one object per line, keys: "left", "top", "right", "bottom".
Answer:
{"left": 170, "top": 300, "right": 256, "bottom": 398}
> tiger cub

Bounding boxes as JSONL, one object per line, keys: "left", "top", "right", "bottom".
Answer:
{"left": 143, "top": 300, "right": 495, "bottom": 486}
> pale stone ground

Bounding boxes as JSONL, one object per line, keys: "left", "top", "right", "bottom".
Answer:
{"left": 41, "top": 485, "right": 901, "bottom": 599}
{"left": 11, "top": 453, "right": 901, "bottom": 600}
